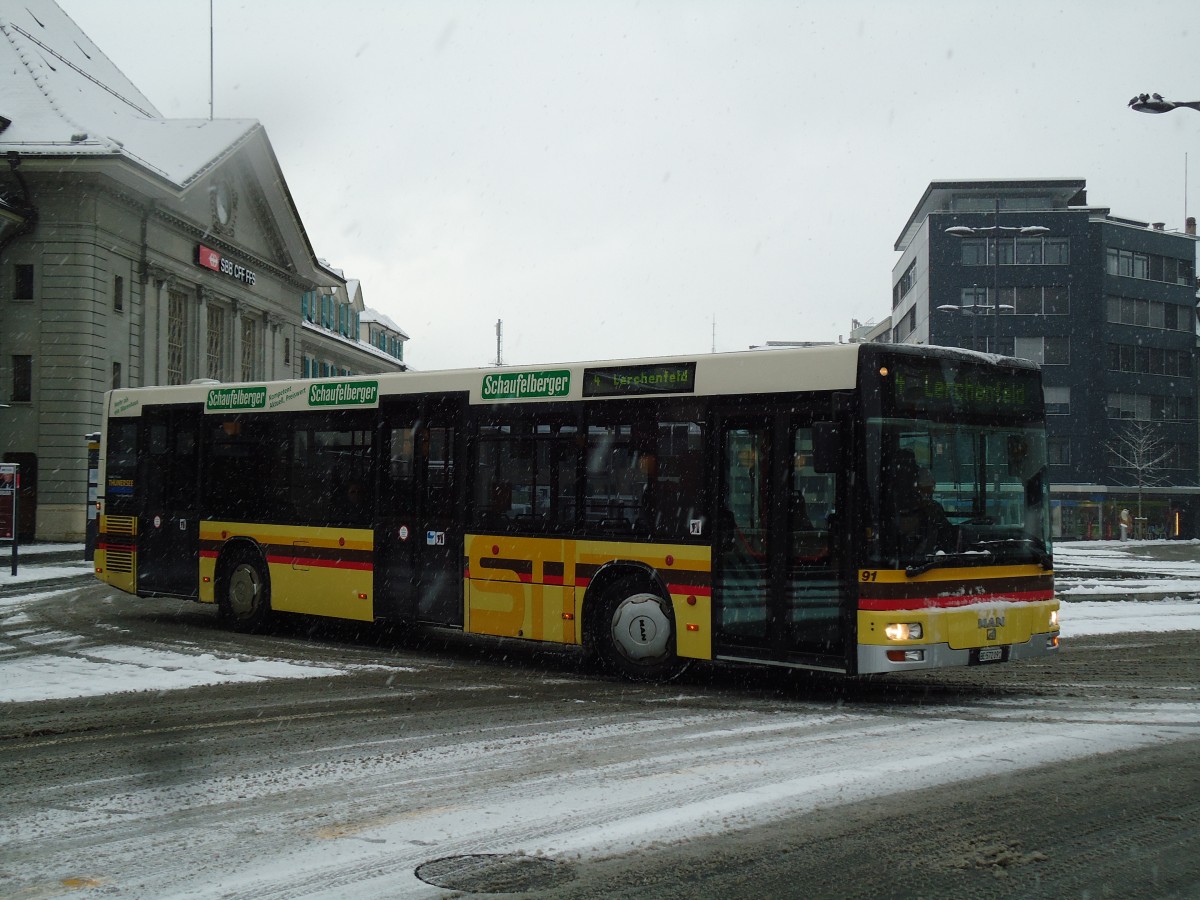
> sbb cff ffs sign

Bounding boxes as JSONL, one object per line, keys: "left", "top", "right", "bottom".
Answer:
{"left": 196, "top": 244, "right": 256, "bottom": 286}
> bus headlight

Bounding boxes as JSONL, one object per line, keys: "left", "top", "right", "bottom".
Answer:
{"left": 1049, "top": 610, "right": 1059, "bottom": 629}
{"left": 885, "top": 622, "right": 923, "bottom": 641}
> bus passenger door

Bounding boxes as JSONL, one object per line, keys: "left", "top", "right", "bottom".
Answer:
{"left": 714, "top": 415, "right": 845, "bottom": 662}
{"left": 714, "top": 420, "right": 774, "bottom": 649}
{"left": 376, "top": 398, "right": 464, "bottom": 627}
{"left": 377, "top": 403, "right": 421, "bottom": 622}
{"left": 138, "top": 405, "right": 201, "bottom": 597}
{"left": 415, "top": 400, "right": 463, "bottom": 626}
{"left": 784, "top": 423, "right": 844, "bottom": 657}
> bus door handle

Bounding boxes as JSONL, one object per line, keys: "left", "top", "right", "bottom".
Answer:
{"left": 292, "top": 541, "right": 310, "bottom": 571}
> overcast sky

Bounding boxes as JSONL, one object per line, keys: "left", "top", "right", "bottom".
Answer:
{"left": 56, "top": 0, "right": 1200, "bottom": 371}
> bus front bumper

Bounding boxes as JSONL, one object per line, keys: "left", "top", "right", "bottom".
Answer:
{"left": 856, "top": 631, "right": 1060, "bottom": 675}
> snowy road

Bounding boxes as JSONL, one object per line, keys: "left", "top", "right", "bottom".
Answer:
{"left": 2, "top": 576, "right": 1200, "bottom": 898}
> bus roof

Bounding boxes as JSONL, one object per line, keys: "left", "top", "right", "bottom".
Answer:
{"left": 103, "top": 343, "right": 1036, "bottom": 418}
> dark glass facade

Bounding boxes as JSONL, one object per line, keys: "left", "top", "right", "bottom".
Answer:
{"left": 892, "top": 181, "right": 1200, "bottom": 539}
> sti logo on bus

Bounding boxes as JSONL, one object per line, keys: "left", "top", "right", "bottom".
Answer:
{"left": 307, "top": 380, "right": 380, "bottom": 407}
{"left": 481, "top": 370, "right": 571, "bottom": 400}
{"left": 206, "top": 386, "right": 267, "bottom": 411}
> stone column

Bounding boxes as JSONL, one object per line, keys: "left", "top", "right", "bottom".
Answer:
{"left": 230, "top": 300, "right": 243, "bottom": 382}
{"left": 195, "top": 287, "right": 209, "bottom": 381}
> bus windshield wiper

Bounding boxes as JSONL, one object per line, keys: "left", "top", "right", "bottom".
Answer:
{"left": 965, "top": 538, "right": 1053, "bottom": 570}
{"left": 905, "top": 549, "right": 994, "bottom": 577}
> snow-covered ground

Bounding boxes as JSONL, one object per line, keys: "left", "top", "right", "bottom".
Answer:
{"left": 1055, "top": 538, "right": 1200, "bottom": 598}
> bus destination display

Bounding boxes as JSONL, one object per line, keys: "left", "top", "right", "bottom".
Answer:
{"left": 582, "top": 362, "right": 697, "bottom": 398}
{"left": 889, "top": 360, "right": 1041, "bottom": 419}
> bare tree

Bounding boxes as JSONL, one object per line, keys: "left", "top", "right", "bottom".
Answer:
{"left": 1107, "top": 420, "right": 1174, "bottom": 521}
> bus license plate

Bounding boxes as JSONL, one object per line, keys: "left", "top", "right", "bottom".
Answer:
{"left": 976, "top": 646, "right": 1004, "bottom": 664}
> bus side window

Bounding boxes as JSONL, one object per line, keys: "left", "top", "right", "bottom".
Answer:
{"left": 426, "top": 426, "right": 455, "bottom": 512}
{"left": 793, "top": 426, "right": 836, "bottom": 565}
{"left": 384, "top": 425, "right": 417, "bottom": 509}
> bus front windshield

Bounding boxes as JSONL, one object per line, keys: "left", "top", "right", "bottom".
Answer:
{"left": 866, "top": 418, "right": 1051, "bottom": 572}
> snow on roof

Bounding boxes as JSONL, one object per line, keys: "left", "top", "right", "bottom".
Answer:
{"left": 0, "top": 0, "right": 258, "bottom": 187}
{"left": 360, "top": 307, "right": 410, "bottom": 339}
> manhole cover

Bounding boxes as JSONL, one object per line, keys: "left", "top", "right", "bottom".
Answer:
{"left": 415, "top": 853, "right": 576, "bottom": 893}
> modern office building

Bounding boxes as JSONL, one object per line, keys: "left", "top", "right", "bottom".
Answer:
{"left": 0, "top": 1, "right": 408, "bottom": 541}
{"left": 891, "top": 179, "right": 1200, "bottom": 539}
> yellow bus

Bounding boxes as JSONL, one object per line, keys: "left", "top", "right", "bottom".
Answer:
{"left": 95, "top": 343, "right": 1058, "bottom": 680}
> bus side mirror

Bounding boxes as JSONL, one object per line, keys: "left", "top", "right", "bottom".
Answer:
{"left": 812, "top": 422, "right": 841, "bottom": 473}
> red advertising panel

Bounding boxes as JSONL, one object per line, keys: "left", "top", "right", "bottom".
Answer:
{"left": 0, "top": 463, "right": 17, "bottom": 542}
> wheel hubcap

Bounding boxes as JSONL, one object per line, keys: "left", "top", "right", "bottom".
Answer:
{"left": 228, "top": 564, "right": 260, "bottom": 619}
{"left": 610, "top": 593, "right": 671, "bottom": 661}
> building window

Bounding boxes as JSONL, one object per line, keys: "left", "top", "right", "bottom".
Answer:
{"left": 1015, "top": 238, "right": 1042, "bottom": 264}
{"left": 1043, "top": 285, "right": 1070, "bottom": 315}
{"left": 960, "top": 235, "right": 1067, "bottom": 267}
{"left": 1106, "top": 295, "right": 1191, "bottom": 332}
{"left": 892, "top": 306, "right": 917, "bottom": 343}
{"left": 241, "top": 316, "right": 257, "bottom": 382}
{"left": 1044, "top": 238, "right": 1070, "bottom": 265}
{"left": 1013, "top": 286, "right": 1040, "bottom": 315}
{"left": 893, "top": 261, "right": 917, "bottom": 307}
{"left": 1008, "top": 285, "right": 1071, "bottom": 315}
{"left": 301, "top": 291, "right": 317, "bottom": 323}
{"left": 11, "top": 355, "right": 32, "bottom": 402}
{"left": 112, "top": 361, "right": 122, "bottom": 390}
{"left": 1107, "top": 392, "right": 1193, "bottom": 422}
{"left": 1047, "top": 436, "right": 1070, "bottom": 465}
{"left": 1107, "top": 247, "right": 1193, "bottom": 284}
{"left": 1107, "top": 343, "right": 1192, "bottom": 378}
{"left": 960, "top": 239, "right": 988, "bottom": 266}
{"left": 963, "top": 336, "right": 1013, "bottom": 356}
{"left": 207, "top": 305, "right": 225, "bottom": 380}
{"left": 167, "top": 290, "right": 187, "bottom": 385}
{"left": 113, "top": 275, "right": 124, "bottom": 312}
{"left": 1044, "top": 336, "right": 1069, "bottom": 365}
{"left": 960, "top": 286, "right": 989, "bottom": 309}
{"left": 995, "top": 238, "right": 1015, "bottom": 265}
{"left": 1045, "top": 386, "right": 1071, "bottom": 416}
{"left": 283, "top": 337, "right": 291, "bottom": 366}
{"left": 13, "top": 264, "right": 33, "bottom": 301}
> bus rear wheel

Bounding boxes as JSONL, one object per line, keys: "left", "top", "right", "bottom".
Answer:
{"left": 594, "top": 579, "right": 686, "bottom": 682}
{"left": 217, "top": 547, "right": 272, "bottom": 633}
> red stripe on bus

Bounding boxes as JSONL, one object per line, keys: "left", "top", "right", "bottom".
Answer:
{"left": 668, "top": 584, "right": 711, "bottom": 597}
{"left": 264, "top": 554, "right": 374, "bottom": 572}
{"left": 859, "top": 590, "right": 1054, "bottom": 611}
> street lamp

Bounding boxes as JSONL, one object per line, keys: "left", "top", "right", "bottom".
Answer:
{"left": 1128, "top": 93, "right": 1200, "bottom": 115}
{"left": 944, "top": 200, "right": 1050, "bottom": 351}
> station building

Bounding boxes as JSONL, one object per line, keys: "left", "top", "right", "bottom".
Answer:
{"left": 0, "top": 1, "right": 407, "bottom": 541}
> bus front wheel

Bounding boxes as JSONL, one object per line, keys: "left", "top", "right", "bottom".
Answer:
{"left": 594, "top": 579, "right": 685, "bottom": 682}
{"left": 217, "top": 547, "right": 272, "bottom": 633}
